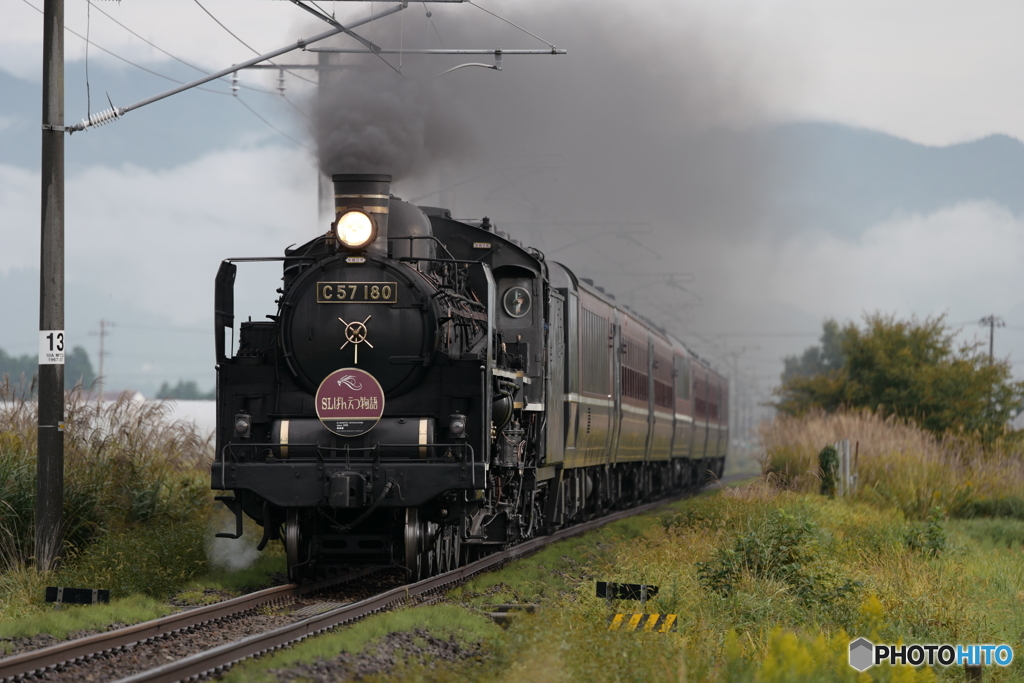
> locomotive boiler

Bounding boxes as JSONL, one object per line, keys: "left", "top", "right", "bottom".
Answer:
{"left": 212, "top": 173, "right": 728, "bottom": 582}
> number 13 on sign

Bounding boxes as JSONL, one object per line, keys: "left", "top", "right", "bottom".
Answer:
{"left": 40, "top": 330, "right": 65, "bottom": 365}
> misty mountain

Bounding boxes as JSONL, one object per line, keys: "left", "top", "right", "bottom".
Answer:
{"left": 0, "top": 268, "right": 214, "bottom": 398}
{"left": 0, "top": 63, "right": 307, "bottom": 173}
{"left": 763, "top": 122, "right": 1024, "bottom": 236}
{"left": 6, "top": 48, "right": 1024, "bottom": 396}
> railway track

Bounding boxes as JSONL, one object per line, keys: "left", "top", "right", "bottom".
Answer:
{"left": 0, "top": 567, "right": 380, "bottom": 683}
{"left": 1, "top": 480, "right": 739, "bottom": 683}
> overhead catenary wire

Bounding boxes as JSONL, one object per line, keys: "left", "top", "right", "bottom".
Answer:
{"left": 85, "top": 0, "right": 91, "bottom": 118}
{"left": 424, "top": 1, "right": 446, "bottom": 48}
{"left": 235, "top": 96, "right": 311, "bottom": 150}
{"left": 66, "top": 1, "right": 407, "bottom": 132}
{"left": 466, "top": 0, "right": 556, "bottom": 49}
{"left": 87, "top": 0, "right": 208, "bottom": 76}
{"left": 19, "top": 0, "right": 230, "bottom": 95}
{"left": 83, "top": 0, "right": 281, "bottom": 98}
{"left": 117, "top": 324, "right": 210, "bottom": 334}
{"left": 20, "top": 0, "right": 310, "bottom": 146}
{"left": 288, "top": 0, "right": 406, "bottom": 77}
{"left": 192, "top": 0, "right": 318, "bottom": 85}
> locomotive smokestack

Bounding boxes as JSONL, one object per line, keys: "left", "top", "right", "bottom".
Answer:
{"left": 333, "top": 173, "right": 392, "bottom": 255}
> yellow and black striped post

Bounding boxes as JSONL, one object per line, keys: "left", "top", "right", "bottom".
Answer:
{"left": 608, "top": 614, "right": 678, "bottom": 633}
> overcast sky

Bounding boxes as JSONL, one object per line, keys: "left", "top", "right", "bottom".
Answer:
{"left": 3, "top": 0, "right": 1024, "bottom": 401}
{"left": 6, "top": 0, "right": 1024, "bottom": 144}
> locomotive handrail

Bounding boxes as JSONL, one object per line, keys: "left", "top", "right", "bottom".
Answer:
{"left": 220, "top": 256, "right": 290, "bottom": 262}
{"left": 398, "top": 256, "right": 490, "bottom": 266}
{"left": 220, "top": 444, "right": 475, "bottom": 491}
{"left": 220, "top": 441, "right": 472, "bottom": 458}
{"left": 387, "top": 234, "right": 458, "bottom": 262}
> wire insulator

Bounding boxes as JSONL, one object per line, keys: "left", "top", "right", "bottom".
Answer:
{"left": 79, "top": 107, "right": 124, "bottom": 130}
{"left": 231, "top": 71, "right": 239, "bottom": 97}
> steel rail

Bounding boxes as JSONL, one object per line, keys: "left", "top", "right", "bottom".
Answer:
{"left": 113, "top": 486, "right": 735, "bottom": 683}
{"left": 0, "top": 477, "right": 743, "bottom": 683}
{"left": 0, "top": 567, "right": 377, "bottom": 682}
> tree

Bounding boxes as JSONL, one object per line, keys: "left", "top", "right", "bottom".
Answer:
{"left": 775, "top": 313, "right": 1024, "bottom": 438}
{"left": 0, "top": 345, "right": 95, "bottom": 391}
{"left": 156, "top": 380, "right": 215, "bottom": 400}
{"left": 65, "top": 346, "right": 97, "bottom": 390}
{"left": 0, "top": 348, "right": 36, "bottom": 386}
{"left": 782, "top": 319, "right": 846, "bottom": 382}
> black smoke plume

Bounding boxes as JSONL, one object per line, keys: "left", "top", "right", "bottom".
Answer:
{"left": 313, "top": 69, "right": 480, "bottom": 179}
{"left": 305, "top": 1, "right": 796, "bottom": 393}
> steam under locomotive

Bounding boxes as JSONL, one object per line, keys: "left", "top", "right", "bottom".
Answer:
{"left": 211, "top": 173, "right": 728, "bottom": 582}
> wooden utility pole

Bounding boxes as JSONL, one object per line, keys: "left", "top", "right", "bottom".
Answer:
{"left": 89, "top": 319, "right": 113, "bottom": 398}
{"left": 37, "top": 0, "right": 65, "bottom": 571}
{"left": 979, "top": 315, "right": 1005, "bottom": 363}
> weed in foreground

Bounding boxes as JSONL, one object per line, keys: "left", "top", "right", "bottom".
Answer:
{"left": 0, "top": 382, "right": 213, "bottom": 570}
{"left": 760, "top": 410, "right": 1024, "bottom": 521}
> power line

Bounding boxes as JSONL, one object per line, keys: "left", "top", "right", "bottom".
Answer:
{"left": 287, "top": 0, "right": 406, "bottom": 77}
{"left": 423, "top": 1, "right": 446, "bottom": 48}
{"left": 83, "top": 0, "right": 318, "bottom": 126}
{"left": 88, "top": 0, "right": 207, "bottom": 76}
{"left": 83, "top": 0, "right": 277, "bottom": 98}
{"left": 115, "top": 324, "right": 210, "bottom": 335}
{"left": 708, "top": 331, "right": 821, "bottom": 338}
{"left": 18, "top": 0, "right": 230, "bottom": 95}
{"left": 979, "top": 315, "right": 1006, "bottom": 363}
{"left": 88, "top": 319, "right": 114, "bottom": 398}
{"left": 192, "top": 0, "right": 318, "bottom": 85}
{"left": 84, "top": 0, "right": 91, "bottom": 118}
{"left": 235, "top": 96, "right": 310, "bottom": 149}
{"left": 466, "top": 0, "right": 556, "bottom": 49}
{"left": 20, "top": 0, "right": 311, "bottom": 148}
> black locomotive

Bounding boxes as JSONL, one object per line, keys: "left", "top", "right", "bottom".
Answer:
{"left": 212, "top": 173, "right": 728, "bottom": 582}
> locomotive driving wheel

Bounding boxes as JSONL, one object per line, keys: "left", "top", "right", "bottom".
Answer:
{"left": 285, "top": 509, "right": 302, "bottom": 582}
{"left": 404, "top": 508, "right": 424, "bottom": 582}
{"left": 422, "top": 520, "right": 439, "bottom": 578}
{"left": 451, "top": 525, "right": 462, "bottom": 569}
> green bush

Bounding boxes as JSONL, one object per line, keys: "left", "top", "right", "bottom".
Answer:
{"left": 818, "top": 445, "right": 838, "bottom": 497}
{"left": 696, "top": 507, "right": 861, "bottom": 616}
{"left": 904, "top": 507, "right": 946, "bottom": 557}
{"left": 58, "top": 517, "right": 209, "bottom": 598}
{"left": 0, "top": 383, "right": 212, "bottom": 570}
{"left": 697, "top": 508, "right": 817, "bottom": 597}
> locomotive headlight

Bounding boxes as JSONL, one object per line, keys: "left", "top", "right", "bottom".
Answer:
{"left": 334, "top": 210, "right": 376, "bottom": 250}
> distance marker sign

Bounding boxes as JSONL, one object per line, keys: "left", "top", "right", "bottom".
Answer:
{"left": 39, "top": 330, "right": 65, "bottom": 365}
{"left": 315, "top": 368, "right": 385, "bottom": 437}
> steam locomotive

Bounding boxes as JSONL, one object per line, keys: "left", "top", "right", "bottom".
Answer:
{"left": 211, "top": 174, "right": 728, "bottom": 582}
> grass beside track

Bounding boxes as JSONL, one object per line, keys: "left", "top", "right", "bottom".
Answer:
{"left": 226, "top": 489, "right": 1024, "bottom": 683}
{"left": 223, "top": 412, "right": 1024, "bottom": 683}
{"left": 5, "top": 399, "right": 1023, "bottom": 680}
{"left": 0, "top": 385, "right": 290, "bottom": 639}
